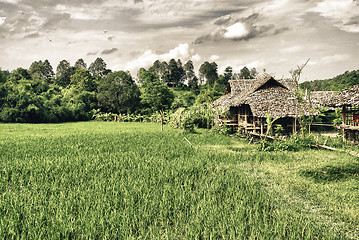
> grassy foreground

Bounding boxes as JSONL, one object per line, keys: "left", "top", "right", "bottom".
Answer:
{"left": 0, "top": 122, "right": 357, "bottom": 239}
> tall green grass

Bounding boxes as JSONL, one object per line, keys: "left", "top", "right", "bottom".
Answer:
{"left": 0, "top": 122, "right": 349, "bottom": 239}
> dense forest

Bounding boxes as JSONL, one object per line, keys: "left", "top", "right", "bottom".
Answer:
{"left": 0, "top": 58, "right": 257, "bottom": 123}
{"left": 300, "top": 69, "right": 359, "bottom": 91}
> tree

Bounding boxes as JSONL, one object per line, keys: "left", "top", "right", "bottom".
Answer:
{"left": 149, "top": 60, "right": 163, "bottom": 76}
{"left": 215, "top": 66, "right": 233, "bottom": 93}
{"left": 97, "top": 71, "right": 140, "bottom": 114}
{"left": 250, "top": 67, "right": 258, "bottom": 79}
{"left": 55, "top": 60, "right": 76, "bottom": 87}
{"left": 199, "top": 61, "right": 218, "bottom": 86}
{"left": 70, "top": 69, "right": 96, "bottom": 92}
{"left": 74, "top": 58, "right": 87, "bottom": 70}
{"left": 0, "top": 69, "right": 6, "bottom": 84}
{"left": 140, "top": 71, "right": 174, "bottom": 113}
{"left": 29, "top": 60, "right": 54, "bottom": 81}
{"left": 290, "top": 58, "right": 310, "bottom": 85}
{"left": 167, "top": 58, "right": 184, "bottom": 87}
{"left": 239, "top": 66, "right": 251, "bottom": 79}
{"left": 184, "top": 60, "right": 199, "bottom": 93}
{"left": 176, "top": 59, "right": 186, "bottom": 86}
{"left": 9, "top": 68, "right": 31, "bottom": 82}
{"left": 188, "top": 76, "right": 199, "bottom": 94}
{"left": 184, "top": 60, "right": 195, "bottom": 79}
{"left": 140, "top": 70, "right": 174, "bottom": 130}
{"left": 89, "top": 57, "right": 110, "bottom": 78}
{"left": 137, "top": 68, "right": 147, "bottom": 84}
{"left": 224, "top": 66, "right": 233, "bottom": 81}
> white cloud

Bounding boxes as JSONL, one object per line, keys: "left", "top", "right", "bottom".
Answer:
{"left": 223, "top": 22, "right": 249, "bottom": 39}
{"left": 280, "top": 46, "right": 303, "bottom": 53}
{"left": 2, "top": 0, "right": 20, "bottom": 3}
{"left": 55, "top": 4, "right": 105, "bottom": 20}
{"left": 122, "top": 43, "right": 193, "bottom": 72}
{"left": 191, "top": 54, "right": 201, "bottom": 62}
{"left": 320, "top": 54, "right": 350, "bottom": 64}
{"left": 210, "top": 55, "right": 219, "bottom": 61}
{"left": 311, "top": 0, "right": 354, "bottom": 19}
{"left": 310, "top": 0, "right": 359, "bottom": 32}
{"left": 0, "top": 17, "right": 6, "bottom": 25}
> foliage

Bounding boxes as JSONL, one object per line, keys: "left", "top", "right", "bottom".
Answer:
{"left": 29, "top": 59, "right": 54, "bottom": 82}
{"left": 88, "top": 57, "right": 110, "bottom": 78}
{"left": 74, "top": 58, "right": 87, "bottom": 70}
{"left": 97, "top": 71, "right": 140, "bottom": 114}
{"left": 195, "top": 87, "right": 222, "bottom": 105}
{"left": 8, "top": 68, "right": 31, "bottom": 82}
{"left": 300, "top": 68, "right": 359, "bottom": 91}
{"left": 55, "top": 60, "right": 76, "bottom": 87}
{"left": 265, "top": 113, "right": 279, "bottom": 136}
{"left": 199, "top": 61, "right": 218, "bottom": 86}
{"left": 259, "top": 134, "right": 315, "bottom": 152}
{"left": 171, "top": 89, "right": 196, "bottom": 109}
{"left": 139, "top": 71, "right": 174, "bottom": 114}
{"left": 238, "top": 66, "right": 257, "bottom": 79}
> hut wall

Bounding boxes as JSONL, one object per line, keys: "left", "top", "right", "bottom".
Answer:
{"left": 231, "top": 105, "right": 265, "bottom": 133}
{"left": 341, "top": 106, "right": 359, "bottom": 143}
{"left": 343, "top": 106, "right": 359, "bottom": 127}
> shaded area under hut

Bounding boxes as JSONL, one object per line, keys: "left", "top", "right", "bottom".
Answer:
{"left": 213, "top": 73, "right": 318, "bottom": 135}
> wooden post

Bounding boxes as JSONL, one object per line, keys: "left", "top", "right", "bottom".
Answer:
{"left": 342, "top": 106, "right": 346, "bottom": 141}
{"left": 253, "top": 116, "right": 256, "bottom": 133}
{"left": 244, "top": 107, "right": 248, "bottom": 134}
{"left": 292, "top": 118, "right": 296, "bottom": 134}
{"left": 260, "top": 121, "right": 264, "bottom": 135}
{"left": 244, "top": 107, "right": 248, "bottom": 124}
{"left": 160, "top": 110, "right": 164, "bottom": 131}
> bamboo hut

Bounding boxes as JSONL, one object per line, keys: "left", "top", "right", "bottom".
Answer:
{"left": 213, "top": 73, "right": 318, "bottom": 134}
{"left": 327, "top": 84, "right": 359, "bottom": 142}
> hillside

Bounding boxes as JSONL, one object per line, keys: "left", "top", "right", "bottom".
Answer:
{"left": 300, "top": 69, "right": 359, "bottom": 91}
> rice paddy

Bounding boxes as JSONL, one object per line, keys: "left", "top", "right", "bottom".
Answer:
{"left": 0, "top": 122, "right": 357, "bottom": 239}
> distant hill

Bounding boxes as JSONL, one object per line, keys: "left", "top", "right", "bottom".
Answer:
{"left": 300, "top": 69, "right": 359, "bottom": 91}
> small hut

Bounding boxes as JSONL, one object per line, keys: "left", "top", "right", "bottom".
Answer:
{"left": 213, "top": 73, "right": 318, "bottom": 134}
{"left": 327, "top": 85, "right": 359, "bottom": 142}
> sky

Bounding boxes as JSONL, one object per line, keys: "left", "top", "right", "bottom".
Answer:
{"left": 0, "top": 0, "right": 359, "bottom": 82}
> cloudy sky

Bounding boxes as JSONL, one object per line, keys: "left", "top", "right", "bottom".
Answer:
{"left": 0, "top": 0, "right": 359, "bottom": 82}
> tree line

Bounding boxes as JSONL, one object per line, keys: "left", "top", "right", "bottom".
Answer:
{"left": 0, "top": 57, "right": 257, "bottom": 123}
{"left": 300, "top": 69, "right": 359, "bottom": 91}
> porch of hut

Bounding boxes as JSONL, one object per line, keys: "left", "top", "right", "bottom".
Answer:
{"left": 220, "top": 104, "right": 299, "bottom": 135}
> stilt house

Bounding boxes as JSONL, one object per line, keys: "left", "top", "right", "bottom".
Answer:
{"left": 327, "top": 84, "right": 359, "bottom": 142}
{"left": 213, "top": 73, "right": 317, "bottom": 134}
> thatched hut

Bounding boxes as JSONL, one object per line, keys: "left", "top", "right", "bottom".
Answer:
{"left": 213, "top": 73, "right": 318, "bottom": 134}
{"left": 326, "top": 85, "right": 359, "bottom": 142}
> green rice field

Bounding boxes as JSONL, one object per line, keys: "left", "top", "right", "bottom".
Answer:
{"left": 0, "top": 122, "right": 358, "bottom": 239}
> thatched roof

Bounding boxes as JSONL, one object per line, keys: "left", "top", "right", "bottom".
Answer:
{"left": 326, "top": 84, "right": 359, "bottom": 107}
{"left": 214, "top": 73, "right": 318, "bottom": 118}
{"left": 229, "top": 74, "right": 298, "bottom": 93}
{"left": 307, "top": 91, "right": 337, "bottom": 109}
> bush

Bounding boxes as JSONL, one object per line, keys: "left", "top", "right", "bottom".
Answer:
{"left": 259, "top": 135, "right": 315, "bottom": 152}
